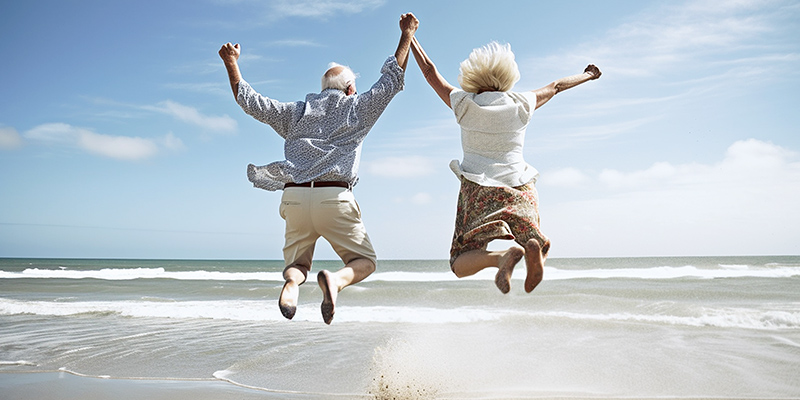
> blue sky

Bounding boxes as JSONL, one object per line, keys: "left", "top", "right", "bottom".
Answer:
{"left": 1, "top": 0, "right": 798, "bottom": 260}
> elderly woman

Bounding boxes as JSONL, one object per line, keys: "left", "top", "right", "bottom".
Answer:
{"left": 410, "top": 37, "right": 601, "bottom": 293}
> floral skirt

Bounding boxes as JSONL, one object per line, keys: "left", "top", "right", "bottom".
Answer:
{"left": 450, "top": 177, "right": 550, "bottom": 266}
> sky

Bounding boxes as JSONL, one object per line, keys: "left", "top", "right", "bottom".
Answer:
{"left": 1, "top": 0, "right": 799, "bottom": 260}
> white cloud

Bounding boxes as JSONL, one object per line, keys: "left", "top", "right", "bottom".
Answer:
{"left": 390, "top": 192, "right": 433, "bottom": 205}
{"left": 598, "top": 139, "right": 797, "bottom": 189}
{"left": 368, "top": 117, "right": 461, "bottom": 155}
{"left": 539, "top": 117, "right": 661, "bottom": 148}
{"left": 148, "top": 101, "right": 237, "bottom": 133}
{"left": 165, "top": 82, "right": 228, "bottom": 96}
{"left": 269, "top": 39, "right": 321, "bottom": 47}
{"left": 364, "top": 156, "right": 436, "bottom": 178}
{"left": 270, "top": 0, "right": 385, "bottom": 19}
{"left": 0, "top": 126, "right": 23, "bottom": 149}
{"left": 23, "top": 123, "right": 76, "bottom": 144}
{"left": 23, "top": 123, "right": 180, "bottom": 161}
{"left": 599, "top": 161, "right": 683, "bottom": 188}
{"left": 542, "top": 167, "right": 589, "bottom": 188}
{"left": 84, "top": 98, "right": 238, "bottom": 133}
{"left": 522, "top": 0, "right": 798, "bottom": 86}
{"left": 237, "top": 53, "right": 265, "bottom": 63}
{"left": 159, "top": 132, "right": 186, "bottom": 151}
{"left": 77, "top": 130, "right": 159, "bottom": 160}
{"left": 597, "top": 0, "right": 783, "bottom": 75}
{"left": 516, "top": 0, "right": 799, "bottom": 153}
{"left": 410, "top": 192, "right": 432, "bottom": 205}
{"left": 544, "top": 139, "right": 800, "bottom": 256}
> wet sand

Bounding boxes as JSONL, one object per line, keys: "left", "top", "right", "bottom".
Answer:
{"left": 0, "top": 372, "right": 304, "bottom": 400}
{"left": 0, "top": 371, "right": 786, "bottom": 400}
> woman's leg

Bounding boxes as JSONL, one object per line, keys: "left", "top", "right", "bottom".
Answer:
{"left": 522, "top": 238, "right": 549, "bottom": 293}
{"left": 451, "top": 246, "right": 525, "bottom": 294}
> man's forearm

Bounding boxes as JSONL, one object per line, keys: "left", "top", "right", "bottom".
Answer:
{"left": 395, "top": 13, "right": 418, "bottom": 71}
{"left": 394, "top": 32, "right": 414, "bottom": 71}
{"left": 224, "top": 61, "right": 242, "bottom": 98}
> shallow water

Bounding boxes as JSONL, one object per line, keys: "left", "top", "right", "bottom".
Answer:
{"left": 1, "top": 256, "right": 799, "bottom": 398}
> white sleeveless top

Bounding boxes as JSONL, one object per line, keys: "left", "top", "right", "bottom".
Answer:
{"left": 448, "top": 89, "right": 539, "bottom": 188}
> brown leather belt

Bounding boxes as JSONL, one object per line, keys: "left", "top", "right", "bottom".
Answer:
{"left": 284, "top": 181, "right": 351, "bottom": 189}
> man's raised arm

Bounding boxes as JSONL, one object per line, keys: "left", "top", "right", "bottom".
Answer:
{"left": 394, "top": 13, "right": 419, "bottom": 71}
{"left": 219, "top": 42, "right": 242, "bottom": 98}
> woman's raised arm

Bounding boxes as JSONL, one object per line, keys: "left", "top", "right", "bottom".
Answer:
{"left": 410, "top": 37, "right": 457, "bottom": 108}
{"left": 532, "top": 64, "right": 601, "bottom": 109}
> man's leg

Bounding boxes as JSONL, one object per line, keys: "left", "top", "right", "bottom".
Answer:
{"left": 312, "top": 187, "right": 377, "bottom": 324}
{"left": 451, "top": 246, "right": 525, "bottom": 294}
{"left": 278, "top": 188, "right": 317, "bottom": 320}
{"left": 318, "top": 257, "right": 375, "bottom": 324}
{"left": 279, "top": 261, "right": 310, "bottom": 320}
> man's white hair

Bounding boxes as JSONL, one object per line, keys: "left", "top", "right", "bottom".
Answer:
{"left": 321, "top": 62, "right": 358, "bottom": 91}
{"left": 458, "top": 41, "right": 520, "bottom": 93}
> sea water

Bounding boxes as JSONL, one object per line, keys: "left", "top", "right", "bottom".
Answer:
{"left": 1, "top": 256, "right": 799, "bottom": 399}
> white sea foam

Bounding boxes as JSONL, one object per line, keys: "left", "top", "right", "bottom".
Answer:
{"left": 366, "top": 271, "right": 460, "bottom": 282}
{"left": 2, "top": 297, "right": 797, "bottom": 330}
{"left": 369, "top": 265, "right": 800, "bottom": 281}
{"left": 2, "top": 264, "right": 798, "bottom": 282}
{"left": 0, "top": 297, "right": 500, "bottom": 324}
{"left": 542, "top": 265, "right": 800, "bottom": 280}
{"left": 0, "top": 360, "right": 37, "bottom": 366}
{"left": 212, "top": 370, "right": 232, "bottom": 380}
{"left": 719, "top": 264, "right": 749, "bottom": 270}
{"left": 0, "top": 267, "right": 284, "bottom": 281}
{"left": 539, "top": 309, "right": 800, "bottom": 330}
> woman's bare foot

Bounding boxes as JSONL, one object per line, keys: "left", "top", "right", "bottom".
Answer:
{"left": 523, "top": 239, "right": 546, "bottom": 293}
{"left": 494, "top": 247, "right": 524, "bottom": 294}
{"left": 317, "top": 270, "right": 338, "bottom": 325}
{"left": 278, "top": 281, "right": 299, "bottom": 320}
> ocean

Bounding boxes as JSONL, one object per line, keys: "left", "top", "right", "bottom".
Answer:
{"left": 1, "top": 256, "right": 798, "bottom": 399}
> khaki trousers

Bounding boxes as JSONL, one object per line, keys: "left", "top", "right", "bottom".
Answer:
{"left": 279, "top": 187, "right": 377, "bottom": 268}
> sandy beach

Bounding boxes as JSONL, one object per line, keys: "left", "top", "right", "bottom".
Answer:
{"left": 0, "top": 372, "right": 299, "bottom": 400}
{"left": 4, "top": 371, "right": 791, "bottom": 400}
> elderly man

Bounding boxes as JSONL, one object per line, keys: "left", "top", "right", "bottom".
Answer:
{"left": 219, "top": 13, "right": 418, "bottom": 324}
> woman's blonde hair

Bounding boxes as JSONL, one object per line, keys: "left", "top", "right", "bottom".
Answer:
{"left": 458, "top": 41, "right": 520, "bottom": 93}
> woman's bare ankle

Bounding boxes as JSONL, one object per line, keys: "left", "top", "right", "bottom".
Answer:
{"left": 523, "top": 240, "right": 544, "bottom": 293}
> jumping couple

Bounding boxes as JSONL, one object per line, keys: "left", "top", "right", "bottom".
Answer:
{"left": 219, "top": 12, "right": 601, "bottom": 324}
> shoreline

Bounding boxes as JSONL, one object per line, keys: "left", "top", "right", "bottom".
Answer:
{"left": 0, "top": 371, "right": 321, "bottom": 400}
{"left": 1, "top": 371, "right": 794, "bottom": 400}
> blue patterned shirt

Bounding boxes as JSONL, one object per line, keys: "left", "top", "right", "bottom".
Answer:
{"left": 237, "top": 56, "right": 405, "bottom": 191}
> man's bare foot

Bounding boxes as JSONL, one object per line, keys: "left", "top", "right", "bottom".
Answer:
{"left": 495, "top": 247, "right": 524, "bottom": 294}
{"left": 523, "top": 239, "right": 546, "bottom": 293}
{"left": 278, "top": 281, "right": 299, "bottom": 320}
{"left": 317, "top": 270, "right": 338, "bottom": 325}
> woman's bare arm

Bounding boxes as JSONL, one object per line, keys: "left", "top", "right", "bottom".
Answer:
{"left": 410, "top": 37, "right": 457, "bottom": 108}
{"left": 532, "top": 64, "right": 601, "bottom": 109}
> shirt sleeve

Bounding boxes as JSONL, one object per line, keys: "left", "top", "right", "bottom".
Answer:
{"left": 450, "top": 89, "right": 473, "bottom": 124}
{"left": 237, "top": 79, "right": 300, "bottom": 138}
{"left": 520, "top": 91, "right": 537, "bottom": 114}
{"left": 510, "top": 91, "right": 537, "bottom": 122}
{"left": 353, "top": 56, "right": 405, "bottom": 115}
